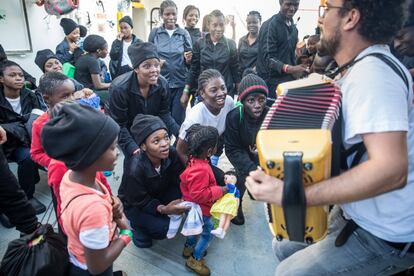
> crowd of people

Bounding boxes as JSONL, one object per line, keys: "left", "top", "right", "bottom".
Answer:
{"left": 0, "top": 0, "right": 414, "bottom": 275}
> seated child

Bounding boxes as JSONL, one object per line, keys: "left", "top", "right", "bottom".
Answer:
{"left": 31, "top": 72, "right": 76, "bottom": 168}
{"left": 119, "top": 114, "right": 188, "bottom": 248}
{"left": 75, "top": 35, "right": 110, "bottom": 106}
{"left": 210, "top": 171, "right": 240, "bottom": 239}
{"left": 56, "top": 18, "right": 84, "bottom": 65}
{"left": 41, "top": 102, "right": 130, "bottom": 275}
{"left": 0, "top": 60, "right": 45, "bottom": 215}
{"left": 180, "top": 124, "right": 228, "bottom": 276}
{"left": 33, "top": 98, "right": 115, "bottom": 234}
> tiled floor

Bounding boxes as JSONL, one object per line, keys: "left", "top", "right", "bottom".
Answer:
{"left": 0, "top": 153, "right": 277, "bottom": 276}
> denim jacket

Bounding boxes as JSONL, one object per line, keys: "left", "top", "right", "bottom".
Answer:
{"left": 149, "top": 25, "right": 192, "bottom": 88}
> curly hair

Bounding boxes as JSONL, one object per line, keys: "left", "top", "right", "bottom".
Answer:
{"left": 185, "top": 124, "right": 219, "bottom": 158}
{"left": 160, "top": 0, "right": 177, "bottom": 16}
{"left": 341, "top": 0, "right": 407, "bottom": 44}
{"left": 183, "top": 5, "right": 200, "bottom": 21}
{"left": 38, "top": 72, "right": 70, "bottom": 96}
{"left": 247, "top": 10, "right": 262, "bottom": 23}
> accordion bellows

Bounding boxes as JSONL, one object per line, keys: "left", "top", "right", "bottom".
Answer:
{"left": 257, "top": 74, "right": 341, "bottom": 243}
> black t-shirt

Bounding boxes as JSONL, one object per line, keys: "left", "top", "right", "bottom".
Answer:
{"left": 74, "top": 54, "right": 100, "bottom": 89}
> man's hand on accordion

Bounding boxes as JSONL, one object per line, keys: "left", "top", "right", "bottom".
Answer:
{"left": 245, "top": 167, "right": 284, "bottom": 206}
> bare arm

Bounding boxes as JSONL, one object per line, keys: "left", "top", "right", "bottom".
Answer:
{"left": 306, "top": 131, "right": 407, "bottom": 206}
{"left": 84, "top": 215, "right": 130, "bottom": 274}
{"left": 91, "top": 74, "right": 110, "bottom": 90}
{"left": 246, "top": 131, "right": 408, "bottom": 206}
{"left": 176, "top": 138, "right": 189, "bottom": 165}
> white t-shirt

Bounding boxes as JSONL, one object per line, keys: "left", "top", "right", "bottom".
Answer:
{"left": 166, "top": 29, "right": 175, "bottom": 37}
{"left": 121, "top": 40, "right": 132, "bottom": 67}
{"left": 179, "top": 96, "right": 235, "bottom": 140}
{"left": 6, "top": 97, "right": 21, "bottom": 114}
{"left": 338, "top": 45, "right": 414, "bottom": 242}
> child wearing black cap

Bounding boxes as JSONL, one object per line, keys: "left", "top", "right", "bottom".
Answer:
{"left": 119, "top": 114, "right": 188, "bottom": 248}
{"left": 109, "top": 16, "right": 143, "bottom": 79}
{"left": 224, "top": 73, "right": 269, "bottom": 225}
{"left": 56, "top": 18, "right": 84, "bottom": 65}
{"left": 35, "top": 48, "right": 87, "bottom": 93}
{"left": 41, "top": 103, "right": 130, "bottom": 275}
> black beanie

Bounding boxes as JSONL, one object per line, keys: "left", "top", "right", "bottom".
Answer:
{"left": 41, "top": 103, "right": 120, "bottom": 171}
{"left": 83, "top": 35, "right": 107, "bottom": 53}
{"left": 79, "top": 25, "right": 88, "bottom": 38}
{"left": 128, "top": 42, "right": 159, "bottom": 69}
{"left": 238, "top": 73, "right": 269, "bottom": 102}
{"left": 130, "top": 114, "right": 167, "bottom": 146}
{"left": 60, "top": 18, "right": 79, "bottom": 36}
{"left": 35, "top": 49, "right": 58, "bottom": 72}
{"left": 119, "top": 15, "right": 133, "bottom": 28}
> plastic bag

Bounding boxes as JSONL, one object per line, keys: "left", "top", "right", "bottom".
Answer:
{"left": 63, "top": 62, "right": 76, "bottom": 79}
{"left": 0, "top": 224, "right": 68, "bottom": 276}
{"left": 44, "top": 0, "right": 79, "bottom": 16}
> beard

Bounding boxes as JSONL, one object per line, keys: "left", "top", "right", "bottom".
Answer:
{"left": 317, "top": 26, "right": 341, "bottom": 58}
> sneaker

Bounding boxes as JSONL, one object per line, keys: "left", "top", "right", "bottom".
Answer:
{"left": 231, "top": 207, "right": 245, "bottom": 225}
{"left": 211, "top": 227, "right": 226, "bottom": 239}
{"left": 0, "top": 214, "right": 14, "bottom": 228}
{"left": 183, "top": 245, "right": 208, "bottom": 259}
{"left": 29, "top": 197, "right": 46, "bottom": 214}
{"left": 186, "top": 256, "right": 210, "bottom": 276}
{"left": 132, "top": 228, "right": 152, "bottom": 248}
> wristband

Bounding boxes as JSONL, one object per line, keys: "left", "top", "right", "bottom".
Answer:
{"left": 120, "top": 229, "right": 133, "bottom": 239}
{"left": 119, "top": 234, "right": 131, "bottom": 246}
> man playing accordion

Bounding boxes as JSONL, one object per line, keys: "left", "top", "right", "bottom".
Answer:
{"left": 246, "top": 0, "right": 414, "bottom": 275}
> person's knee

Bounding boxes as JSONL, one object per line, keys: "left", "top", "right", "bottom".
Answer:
{"left": 272, "top": 238, "right": 308, "bottom": 262}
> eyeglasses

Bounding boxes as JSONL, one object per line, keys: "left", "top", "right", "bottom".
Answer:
{"left": 318, "top": 5, "right": 348, "bottom": 18}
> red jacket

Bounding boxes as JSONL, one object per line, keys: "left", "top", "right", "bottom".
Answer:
{"left": 30, "top": 112, "right": 51, "bottom": 168}
{"left": 48, "top": 159, "right": 112, "bottom": 228}
{"left": 180, "top": 158, "right": 223, "bottom": 216}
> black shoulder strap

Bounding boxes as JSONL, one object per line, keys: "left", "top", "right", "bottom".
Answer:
{"left": 336, "top": 52, "right": 410, "bottom": 171}
{"left": 56, "top": 193, "right": 94, "bottom": 222}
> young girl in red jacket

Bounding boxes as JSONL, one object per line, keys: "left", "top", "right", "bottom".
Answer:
{"left": 180, "top": 124, "right": 228, "bottom": 276}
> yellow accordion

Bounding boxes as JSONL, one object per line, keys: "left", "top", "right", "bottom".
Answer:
{"left": 257, "top": 74, "right": 341, "bottom": 244}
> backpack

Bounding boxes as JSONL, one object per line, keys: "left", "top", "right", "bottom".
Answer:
{"left": 44, "top": 0, "right": 79, "bottom": 16}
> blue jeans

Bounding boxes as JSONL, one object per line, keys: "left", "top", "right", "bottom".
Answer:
{"left": 185, "top": 216, "right": 214, "bottom": 260}
{"left": 273, "top": 206, "right": 414, "bottom": 275}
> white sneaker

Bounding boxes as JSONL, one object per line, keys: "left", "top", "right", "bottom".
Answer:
{"left": 211, "top": 227, "right": 226, "bottom": 239}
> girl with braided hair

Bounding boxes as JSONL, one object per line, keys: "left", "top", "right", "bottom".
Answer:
{"left": 180, "top": 124, "right": 228, "bottom": 276}
{"left": 176, "top": 69, "right": 235, "bottom": 185}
